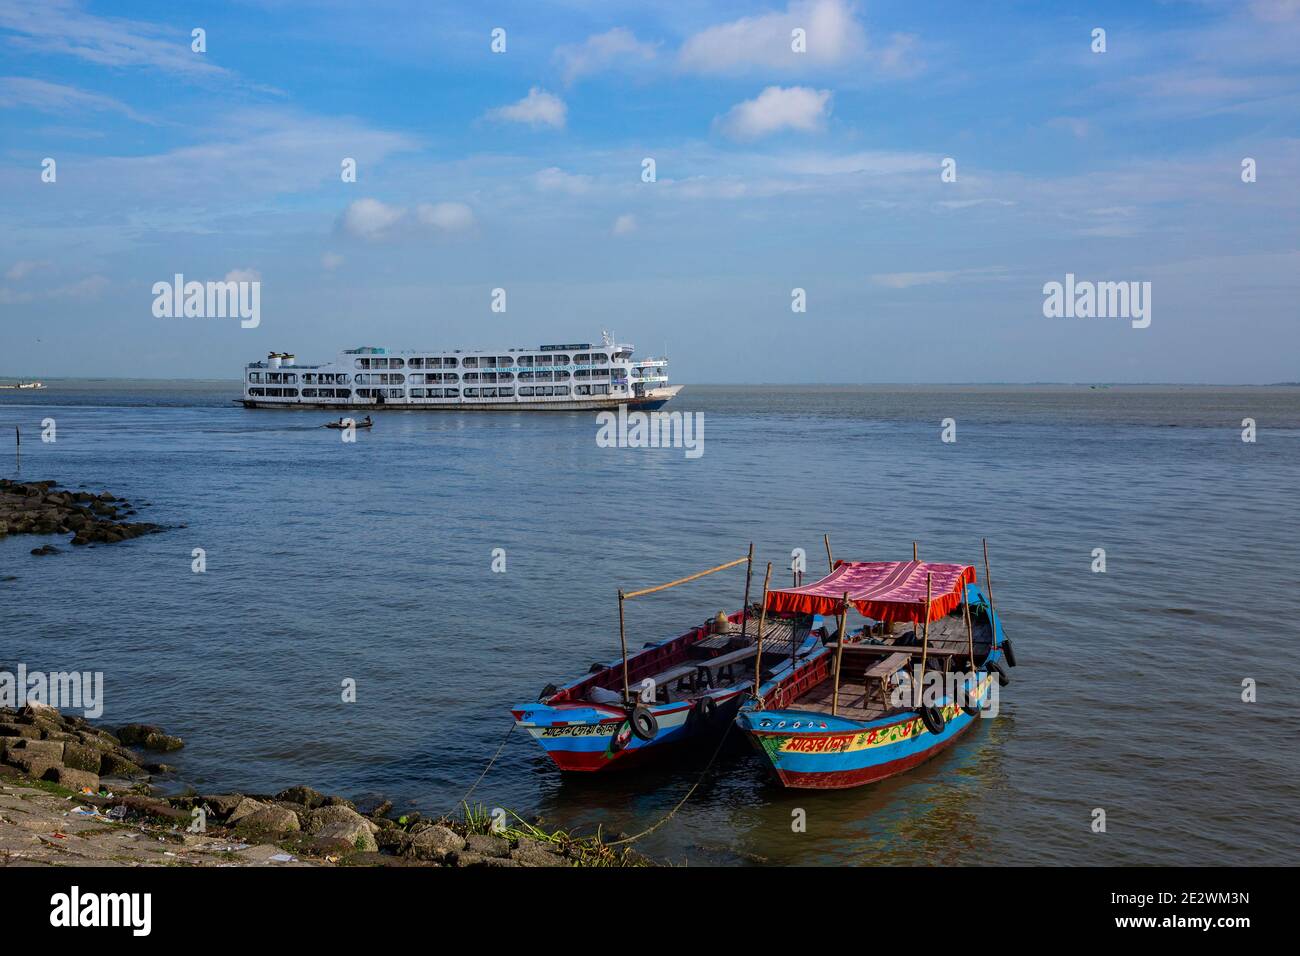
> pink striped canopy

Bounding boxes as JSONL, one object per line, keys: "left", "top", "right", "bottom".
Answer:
{"left": 765, "top": 560, "right": 976, "bottom": 623}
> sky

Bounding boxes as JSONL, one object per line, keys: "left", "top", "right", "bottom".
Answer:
{"left": 0, "top": 0, "right": 1297, "bottom": 384}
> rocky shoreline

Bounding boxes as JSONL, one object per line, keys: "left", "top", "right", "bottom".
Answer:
{"left": 0, "top": 479, "right": 167, "bottom": 554}
{"left": 0, "top": 703, "right": 648, "bottom": 868}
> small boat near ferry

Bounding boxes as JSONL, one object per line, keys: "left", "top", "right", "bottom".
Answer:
{"left": 737, "top": 545, "right": 1016, "bottom": 790}
{"left": 512, "top": 549, "right": 830, "bottom": 772}
{"left": 324, "top": 416, "right": 371, "bottom": 429}
{"left": 0, "top": 380, "right": 46, "bottom": 390}
{"left": 238, "top": 332, "right": 680, "bottom": 412}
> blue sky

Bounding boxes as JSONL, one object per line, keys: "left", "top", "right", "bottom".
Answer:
{"left": 1, "top": 0, "right": 1297, "bottom": 383}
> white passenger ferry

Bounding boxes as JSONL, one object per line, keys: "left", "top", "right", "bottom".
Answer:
{"left": 238, "top": 333, "right": 681, "bottom": 411}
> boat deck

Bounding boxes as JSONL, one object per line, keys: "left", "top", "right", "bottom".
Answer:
{"left": 786, "top": 611, "right": 993, "bottom": 720}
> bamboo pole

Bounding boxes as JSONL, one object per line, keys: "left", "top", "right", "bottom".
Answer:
{"left": 823, "top": 533, "right": 834, "bottom": 572}
{"left": 830, "top": 592, "right": 850, "bottom": 717}
{"left": 740, "top": 542, "right": 754, "bottom": 639}
{"left": 982, "top": 537, "right": 996, "bottom": 616}
{"left": 917, "top": 574, "right": 933, "bottom": 708}
{"left": 964, "top": 588, "right": 977, "bottom": 702}
{"left": 618, "top": 589, "right": 630, "bottom": 704}
{"left": 912, "top": 541, "right": 918, "bottom": 561}
{"left": 622, "top": 555, "right": 749, "bottom": 599}
{"left": 752, "top": 562, "right": 772, "bottom": 695}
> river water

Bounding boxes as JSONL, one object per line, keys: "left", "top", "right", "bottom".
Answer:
{"left": 2, "top": 382, "right": 1297, "bottom": 865}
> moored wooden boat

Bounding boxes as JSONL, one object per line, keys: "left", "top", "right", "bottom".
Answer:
{"left": 736, "top": 543, "right": 1016, "bottom": 790}
{"left": 511, "top": 549, "right": 830, "bottom": 772}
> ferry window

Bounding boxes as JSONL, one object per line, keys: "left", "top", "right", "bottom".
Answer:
{"left": 574, "top": 353, "right": 589, "bottom": 363}
{"left": 592, "top": 384, "right": 609, "bottom": 395}
{"left": 500, "top": 387, "right": 514, "bottom": 397}
{"left": 483, "top": 372, "right": 497, "bottom": 383}
{"left": 428, "top": 389, "right": 441, "bottom": 398}
{"left": 463, "top": 357, "right": 478, "bottom": 368}
{"left": 536, "top": 355, "right": 552, "bottom": 365}
{"left": 410, "top": 388, "right": 424, "bottom": 398}
{"left": 446, "top": 388, "right": 459, "bottom": 397}
{"left": 248, "top": 372, "right": 261, "bottom": 383}
{"left": 355, "top": 359, "right": 368, "bottom": 369}
{"left": 553, "top": 354, "right": 569, "bottom": 364}
{"left": 409, "top": 358, "right": 423, "bottom": 369}
{"left": 249, "top": 388, "right": 264, "bottom": 396}
{"left": 519, "top": 387, "right": 533, "bottom": 396}
{"left": 498, "top": 372, "right": 513, "bottom": 382}
{"left": 555, "top": 371, "right": 570, "bottom": 381}
{"left": 444, "top": 357, "right": 458, "bottom": 368}
{"left": 391, "top": 358, "right": 404, "bottom": 368}
{"left": 482, "top": 387, "right": 497, "bottom": 397}
{"left": 518, "top": 355, "right": 533, "bottom": 367}
{"left": 577, "top": 385, "right": 590, "bottom": 395}
{"left": 464, "top": 373, "right": 479, "bottom": 382}
{"left": 464, "top": 388, "right": 478, "bottom": 397}
{"left": 556, "top": 386, "right": 570, "bottom": 396}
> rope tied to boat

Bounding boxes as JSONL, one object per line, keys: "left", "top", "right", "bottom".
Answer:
{"left": 603, "top": 719, "right": 735, "bottom": 847}
{"left": 447, "top": 721, "right": 516, "bottom": 817}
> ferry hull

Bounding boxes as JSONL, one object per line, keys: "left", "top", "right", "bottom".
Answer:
{"left": 237, "top": 389, "right": 680, "bottom": 413}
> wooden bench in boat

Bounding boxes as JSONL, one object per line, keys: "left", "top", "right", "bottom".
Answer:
{"left": 694, "top": 645, "right": 759, "bottom": 686}
{"left": 862, "top": 652, "right": 911, "bottom": 708}
{"left": 644, "top": 662, "right": 705, "bottom": 701}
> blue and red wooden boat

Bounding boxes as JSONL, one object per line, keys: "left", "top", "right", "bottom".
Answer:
{"left": 512, "top": 550, "right": 829, "bottom": 772}
{"left": 736, "top": 552, "right": 1016, "bottom": 790}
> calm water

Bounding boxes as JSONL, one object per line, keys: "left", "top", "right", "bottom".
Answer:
{"left": 2, "top": 382, "right": 1298, "bottom": 866}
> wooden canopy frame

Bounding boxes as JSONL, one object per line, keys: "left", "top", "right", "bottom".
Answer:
{"left": 616, "top": 544, "right": 754, "bottom": 704}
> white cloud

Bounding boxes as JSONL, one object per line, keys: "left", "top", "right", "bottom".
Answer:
{"left": 485, "top": 87, "right": 566, "bottom": 129}
{"left": 612, "top": 214, "right": 637, "bottom": 236}
{"left": 5, "top": 259, "right": 51, "bottom": 281}
{"left": 416, "top": 201, "right": 475, "bottom": 233}
{"left": 534, "top": 166, "right": 593, "bottom": 194}
{"left": 717, "top": 86, "right": 832, "bottom": 140}
{"left": 340, "top": 198, "right": 405, "bottom": 241}
{"left": 555, "top": 28, "right": 658, "bottom": 85}
{"left": 339, "top": 199, "right": 475, "bottom": 242}
{"left": 0, "top": 0, "right": 232, "bottom": 80}
{"left": 90, "top": 109, "right": 417, "bottom": 201}
{"left": 679, "top": 0, "right": 867, "bottom": 74}
{"left": 778, "top": 150, "right": 933, "bottom": 175}
{"left": 321, "top": 252, "right": 344, "bottom": 271}
{"left": 49, "top": 274, "right": 110, "bottom": 299}
{"left": 871, "top": 267, "right": 1008, "bottom": 289}
{"left": 0, "top": 77, "right": 152, "bottom": 122}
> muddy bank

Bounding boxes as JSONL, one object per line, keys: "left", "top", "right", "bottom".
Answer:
{"left": 0, "top": 703, "right": 648, "bottom": 867}
{"left": 0, "top": 479, "right": 167, "bottom": 554}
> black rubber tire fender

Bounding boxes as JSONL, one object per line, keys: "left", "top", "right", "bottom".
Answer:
{"left": 920, "top": 705, "right": 946, "bottom": 735}
{"left": 1001, "top": 637, "right": 1018, "bottom": 668}
{"left": 988, "top": 656, "right": 1010, "bottom": 686}
{"left": 631, "top": 705, "right": 659, "bottom": 741}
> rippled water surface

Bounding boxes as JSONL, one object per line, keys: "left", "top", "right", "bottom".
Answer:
{"left": 3, "top": 383, "right": 1297, "bottom": 865}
